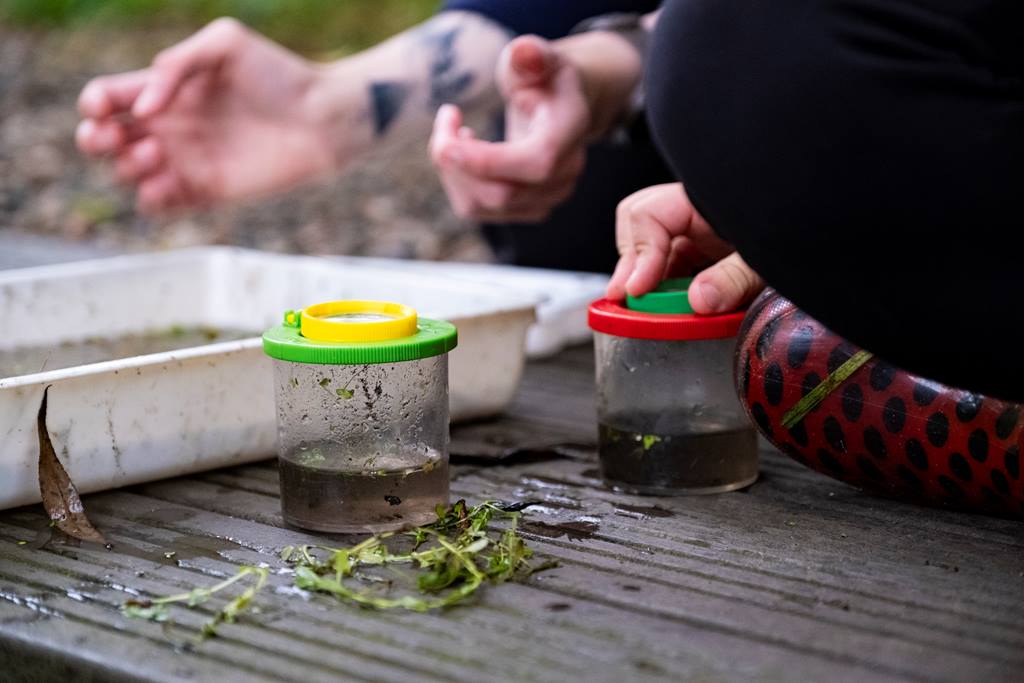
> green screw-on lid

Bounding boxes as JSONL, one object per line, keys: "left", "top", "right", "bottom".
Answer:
{"left": 625, "top": 277, "right": 694, "bottom": 314}
{"left": 262, "top": 303, "right": 457, "bottom": 365}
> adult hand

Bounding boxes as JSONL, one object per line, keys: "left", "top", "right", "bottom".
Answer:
{"left": 76, "top": 18, "right": 331, "bottom": 213}
{"left": 607, "top": 183, "right": 765, "bottom": 314}
{"left": 429, "top": 35, "right": 590, "bottom": 223}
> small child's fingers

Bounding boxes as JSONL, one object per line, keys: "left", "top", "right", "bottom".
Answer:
{"left": 609, "top": 191, "right": 645, "bottom": 300}
{"left": 622, "top": 206, "right": 672, "bottom": 297}
{"left": 626, "top": 244, "right": 671, "bottom": 297}
{"left": 606, "top": 253, "right": 636, "bottom": 301}
{"left": 688, "top": 252, "right": 765, "bottom": 315}
{"left": 664, "top": 236, "right": 713, "bottom": 278}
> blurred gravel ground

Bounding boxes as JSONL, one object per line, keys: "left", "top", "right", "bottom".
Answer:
{"left": 0, "top": 27, "right": 493, "bottom": 262}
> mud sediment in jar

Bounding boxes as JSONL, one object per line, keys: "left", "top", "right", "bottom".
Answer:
{"left": 279, "top": 443, "right": 448, "bottom": 533}
{"left": 598, "top": 415, "right": 758, "bottom": 494}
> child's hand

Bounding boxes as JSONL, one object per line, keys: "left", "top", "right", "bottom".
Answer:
{"left": 607, "top": 183, "right": 765, "bottom": 314}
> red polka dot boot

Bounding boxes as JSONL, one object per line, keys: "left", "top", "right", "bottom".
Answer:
{"left": 736, "top": 289, "right": 1023, "bottom": 518}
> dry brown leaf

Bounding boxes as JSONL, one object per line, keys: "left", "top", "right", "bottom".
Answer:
{"left": 37, "top": 386, "right": 109, "bottom": 546}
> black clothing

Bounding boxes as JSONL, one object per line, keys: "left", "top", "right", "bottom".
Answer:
{"left": 648, "top": 0, "right": 1024, "bottom": 400}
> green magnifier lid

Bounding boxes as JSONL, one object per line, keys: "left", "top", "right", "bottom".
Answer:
{"left": 625, "top": 277, "right": 694, "bottom": 314}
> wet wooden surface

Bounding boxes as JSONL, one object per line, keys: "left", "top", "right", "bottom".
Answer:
{"left": 1, "top": 345, "right": 1023, "bottom": 683}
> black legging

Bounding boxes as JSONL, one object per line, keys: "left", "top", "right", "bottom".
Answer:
{"left": 646, "top": 0, "right": 1024, "bottom": 402}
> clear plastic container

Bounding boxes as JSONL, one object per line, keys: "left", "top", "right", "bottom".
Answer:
{"left": 263, "top": 301, "right": 457, "bottom": 532}
{"left": 589, "top": 279, "right": 757, "bottom": 494}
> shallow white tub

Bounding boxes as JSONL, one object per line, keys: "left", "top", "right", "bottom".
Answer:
{"left": 0, "top": 247, "right": 605, "bottom": 510}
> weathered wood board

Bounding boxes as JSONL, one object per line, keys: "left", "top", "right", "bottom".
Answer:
{"left": 1, "top": 346, "right": 1022, "bottom": 682}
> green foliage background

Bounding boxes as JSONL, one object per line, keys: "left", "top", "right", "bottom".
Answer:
{"left": 0, "top": 0, "right": 440, "bottom": 53}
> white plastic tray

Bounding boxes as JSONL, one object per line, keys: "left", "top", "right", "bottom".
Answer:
{"left": 330, "top": 256, "right": 608, "bottom": 358}
{"left": 0, "top": 247, "right": 603, "bottom": 510}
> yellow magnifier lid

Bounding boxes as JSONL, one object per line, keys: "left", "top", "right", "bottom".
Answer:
{"left": 292, "top": 301, "right": 418, "bottom": 343}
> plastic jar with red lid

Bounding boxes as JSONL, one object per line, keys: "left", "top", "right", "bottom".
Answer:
{"left": 588, "top": 278, "right": 758, "bottom": 495}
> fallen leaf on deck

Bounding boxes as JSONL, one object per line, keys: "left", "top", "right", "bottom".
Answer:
{"left": 37, "top": 386, "right": 108, "bottom": 546}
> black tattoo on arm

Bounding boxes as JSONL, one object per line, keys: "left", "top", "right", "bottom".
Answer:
{"left": 366, "top": 19, "right": 491, "bottom": 139}
{"left": 369, "top": 81, "right": 411, "bottom": 137}
{"left": 425, "top": 28, "right": 474, "bottom": 108}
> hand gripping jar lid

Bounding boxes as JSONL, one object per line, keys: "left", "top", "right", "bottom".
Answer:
{"left": 588, "top": 277, "right": 746, "bottom": 340}
{"left": 262, "top": 300, "right": 458, "bottom": 365}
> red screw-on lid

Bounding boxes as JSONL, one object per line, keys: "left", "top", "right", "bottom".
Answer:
{"left": 588, "top": 298, "right": 745, "bottom": 341}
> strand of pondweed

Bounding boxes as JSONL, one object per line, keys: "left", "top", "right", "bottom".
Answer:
{"left": 122, "top": 565, "right": 268, "bottom": 641}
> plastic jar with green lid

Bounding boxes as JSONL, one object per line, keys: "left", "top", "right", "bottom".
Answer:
{"left": 263, "top": 300, "right": 457, "bottom": 532}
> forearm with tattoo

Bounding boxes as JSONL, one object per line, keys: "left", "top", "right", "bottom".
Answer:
{"left": 304, "top": 11, "right": 511, "bottom": 166}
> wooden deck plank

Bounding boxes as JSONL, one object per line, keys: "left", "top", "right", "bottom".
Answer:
{"left": 2, "top": 344, "right": 1022, "bottom": 682}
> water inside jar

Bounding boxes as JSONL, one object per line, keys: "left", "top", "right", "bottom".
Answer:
{"left": 279, "top": 443, "right": 448, "bottom": 533}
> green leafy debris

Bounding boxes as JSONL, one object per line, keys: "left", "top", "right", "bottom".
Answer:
{"left": 122, "top": 601, "right": 171, "bottom": 622}
{"left": 782, "top": 350, "right": 873, "bottom": 429}
{"left": 123, "top": 501, "right": 552, "bottom": 641}
{"left": 641, "top": 434, "right": 662, "bottom": 451}
{"left": 285, "top": 500, "right": 553, "bottom": 612}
